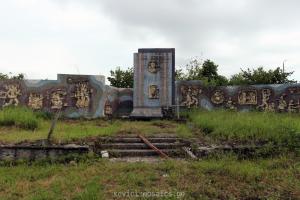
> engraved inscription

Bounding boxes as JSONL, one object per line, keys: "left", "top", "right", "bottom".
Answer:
{"left": 28, "top": 93, "right": 43, "bottom": 110}
{"left": 51, "top": 90, "right": 67, "bottom": 109}
{"left": 0, "top": 84, "right": 21, "bottom": 107}
{"left": 74, "top": 82, "right": 91, "bottom": 108}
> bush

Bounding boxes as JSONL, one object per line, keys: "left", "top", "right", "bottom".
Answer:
{"left": 34, "top": 110, "right": 54, "bottom": 120}
{"left": 0, "top": 106, "right": 40, "bottom": 130}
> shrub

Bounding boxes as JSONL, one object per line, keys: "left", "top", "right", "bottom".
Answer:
{"left": 34, "top": 110, "right": 54, "bottom": 120}
{"left": 0, "top": 106, "right": 40, "bottom": 130}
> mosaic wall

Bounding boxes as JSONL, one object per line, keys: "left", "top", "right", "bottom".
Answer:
{"left": 176, "top": 80, "right": 300, "bottom": 113}
{"left": 0, "top": 74, "right": 133, "bottom": 118}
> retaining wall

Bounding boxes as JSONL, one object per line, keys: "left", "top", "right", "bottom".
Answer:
{"left": 0, "top": 145, "right": 89, "bottom": 161}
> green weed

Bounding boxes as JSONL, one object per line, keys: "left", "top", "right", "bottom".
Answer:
{"left": 190, "top": 109, "right": 300, "bottom": 146}
{"left": 0, "top": 154, "right": 298, "bottom": 199}
{"left": 0, "top": 106, "right": 40, "bottom": 130}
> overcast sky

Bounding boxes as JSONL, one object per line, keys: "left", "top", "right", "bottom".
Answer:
{"left": 0, "top": 0, "right": 299, "bottom": 81}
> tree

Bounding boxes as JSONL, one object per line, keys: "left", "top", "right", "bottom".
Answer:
{"left": 201, "top": 60, "right": 218, "bottom": 82}
{"left": 184, "top": 58, "right": 203, "bottom": 80}
{"left": 176, "top": 58, "right": 228, "bottom": 86}
{"left": 107, "top": 67, "right": 134, "bottom": 88}
{"left": 11, "top": 73, "right": 24, "bottom": 80}
{"left": 175, "top": 68, "right": 186, "bottom": 81}
{"left": 0, "top": 73, "right": 9, "bottom": 80}
{"left": 0, "top": 73, "right": 24, "bottom": 80}
{"left": 229, "top": 67, "right": 295, "bottom": 85}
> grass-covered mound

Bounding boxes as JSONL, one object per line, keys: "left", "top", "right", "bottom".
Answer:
{"left": 0, "top": 106, "right": 40, "bottom": 130}
{"left": 189, "top": 109, "right": 300, "bottom": 146}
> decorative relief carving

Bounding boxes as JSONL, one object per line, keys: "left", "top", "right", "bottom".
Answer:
{"left": 74, "top": 82, "right": 91, "bottom": 108}
{"left": 288, "top": 87, "right": 300, "bottom": 95}
{"left": 104, "top": 99, "right": 113, "bottom": 116}
{"left": 149, "top": 85, "right": 159, "bottom": 99}
{"left": 238, "top": 90, "right": 257, "bottom": 105}
{"left": 225, "top": 97, "right": 236, "bottom": 110}
{"left": 288, "top": 100, "right": 299, "bottom": 113}
{"left": 267, "top": 103, "right": 276, "bottom": 112}
{"left": 278, "top": 95, "right": 287, "bottom": 112}
{"left": 28, "top": 93, "right": 43, "bottom": 110}
{"left": 258, "top": 89, "right": 272, "bottom": 111}
{"left": 148, "top": 60, "right": 159, "bottom": 73}
{"left": 180, "top": 86, "right": 202, "bottom": 108}
{"left": 51, "top": 89, "right": 67, "bottom": 109}
{"left": 0, "top": 84, "right": 21, "bottom": 107}
{"left": 211, "top": 90, "right": 225, "bottom": 105}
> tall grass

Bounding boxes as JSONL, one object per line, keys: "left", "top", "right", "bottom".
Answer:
{"left": 0, "top": 106, "right": 39, "bottom": 130}
{"left": 189, "top": 109, "right": 300, "bottom": 146}
{"left": 0, "top": 156, "right": 298, "bottom": 199}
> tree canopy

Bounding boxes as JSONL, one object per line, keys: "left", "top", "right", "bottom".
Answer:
{"left": 107, "top": 67, "right": 134, "bottom": 88}
{"left": 229, "top": 67, "right": 295, "bottom": 85}
{"left": 0, "top": 73, "right": 24, "bottom": 80}
{"left": 176, "top": 59, "right": 228, "bottom": 86}
{"left": 108, "top": 59, "right": 296, "bottom": 88}
{"left": 176, "top": 58, "right": 296, "bottom": 86}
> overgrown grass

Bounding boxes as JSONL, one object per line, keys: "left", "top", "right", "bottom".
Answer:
{"left": 0, "top": 119, "right": 190, "bottom": 143}
{"left": 0, "top": 155, "right": 298, "bottom": 199}
{"left": 189, "top": 109, "right": 300, "bottom": 146}
{"left": 0, "top": 109, "right": 298, "bottom": 199}
{"left": 1, "top": 107, "right": 300, "bottom": 148}
{"left": 0, "top": 106, "right": 40, "bottom": 130}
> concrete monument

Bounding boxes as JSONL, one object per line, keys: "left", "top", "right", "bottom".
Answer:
{"left": 1, "top": 48, "right": 299, "bottom": 118}
{"left": 130, "top": 48, "right": 175, "bottom": 118}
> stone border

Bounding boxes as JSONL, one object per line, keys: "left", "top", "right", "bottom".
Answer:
{"left": 0, "top": 145, "right": 89, "bottom": 161}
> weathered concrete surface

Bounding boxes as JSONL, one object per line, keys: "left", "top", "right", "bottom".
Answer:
{"left": 0, "top": 145, "right": 89, "bottom": 161}
{"left": 1, "top": 48, "right": 299, "bottom": 119}
{"left": 131, "top": 48, "right": 175, "bottom": 118}
{"left": 0, "top": 74, "right": 133, "bottom": 118}
{"left": 176, "top": 80, "right": 300, "bottom": 113}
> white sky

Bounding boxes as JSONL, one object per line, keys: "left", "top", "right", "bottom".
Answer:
{"left": 0, "top": 0, "right": 299, "bottom": 81}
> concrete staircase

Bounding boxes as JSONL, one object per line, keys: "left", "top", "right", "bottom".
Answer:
{"left": 94, "top": 136, "right": 190, "bottom": 158}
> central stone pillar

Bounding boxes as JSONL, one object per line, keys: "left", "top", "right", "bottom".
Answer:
{"left": 130, "top": 48, "right": 175, "bottom": 118}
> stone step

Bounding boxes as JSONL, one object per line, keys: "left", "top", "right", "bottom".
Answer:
{"left": 99, "top": 143, "right": 186, "bottom": 150}
{"left": 106, "top": 149, "right": 185, "bottom": 158}
{"left": 101, "top": 134, "right": 179, "bottom": 138}
{"left": 97, "top": 137, "right": 184, "bottom": 144}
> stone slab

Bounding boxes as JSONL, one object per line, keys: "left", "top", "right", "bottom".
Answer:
{"left": 131, "top": 48, "right": 175, "bottom": 118}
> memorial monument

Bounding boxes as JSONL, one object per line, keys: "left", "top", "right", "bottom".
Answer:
{"left": 0, "top": 48, "right": 299, "bottom": 118}
{"left": 130, "top": 48, "right": 175, "bottom": 118}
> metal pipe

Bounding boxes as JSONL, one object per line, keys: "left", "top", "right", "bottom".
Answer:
{"left": 138, "top": 135, "right": 169, "bottom": 159}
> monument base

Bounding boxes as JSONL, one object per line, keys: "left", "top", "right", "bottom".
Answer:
{"left": 130, "top": 107, "right": 163, "bottom": 119}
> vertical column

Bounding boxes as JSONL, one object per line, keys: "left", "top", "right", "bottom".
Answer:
{"left": 131, "top": 48, "right": 175, "bottom": 118}
{"left": 139, "top": 53, "right": 144, "bottom": 107}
